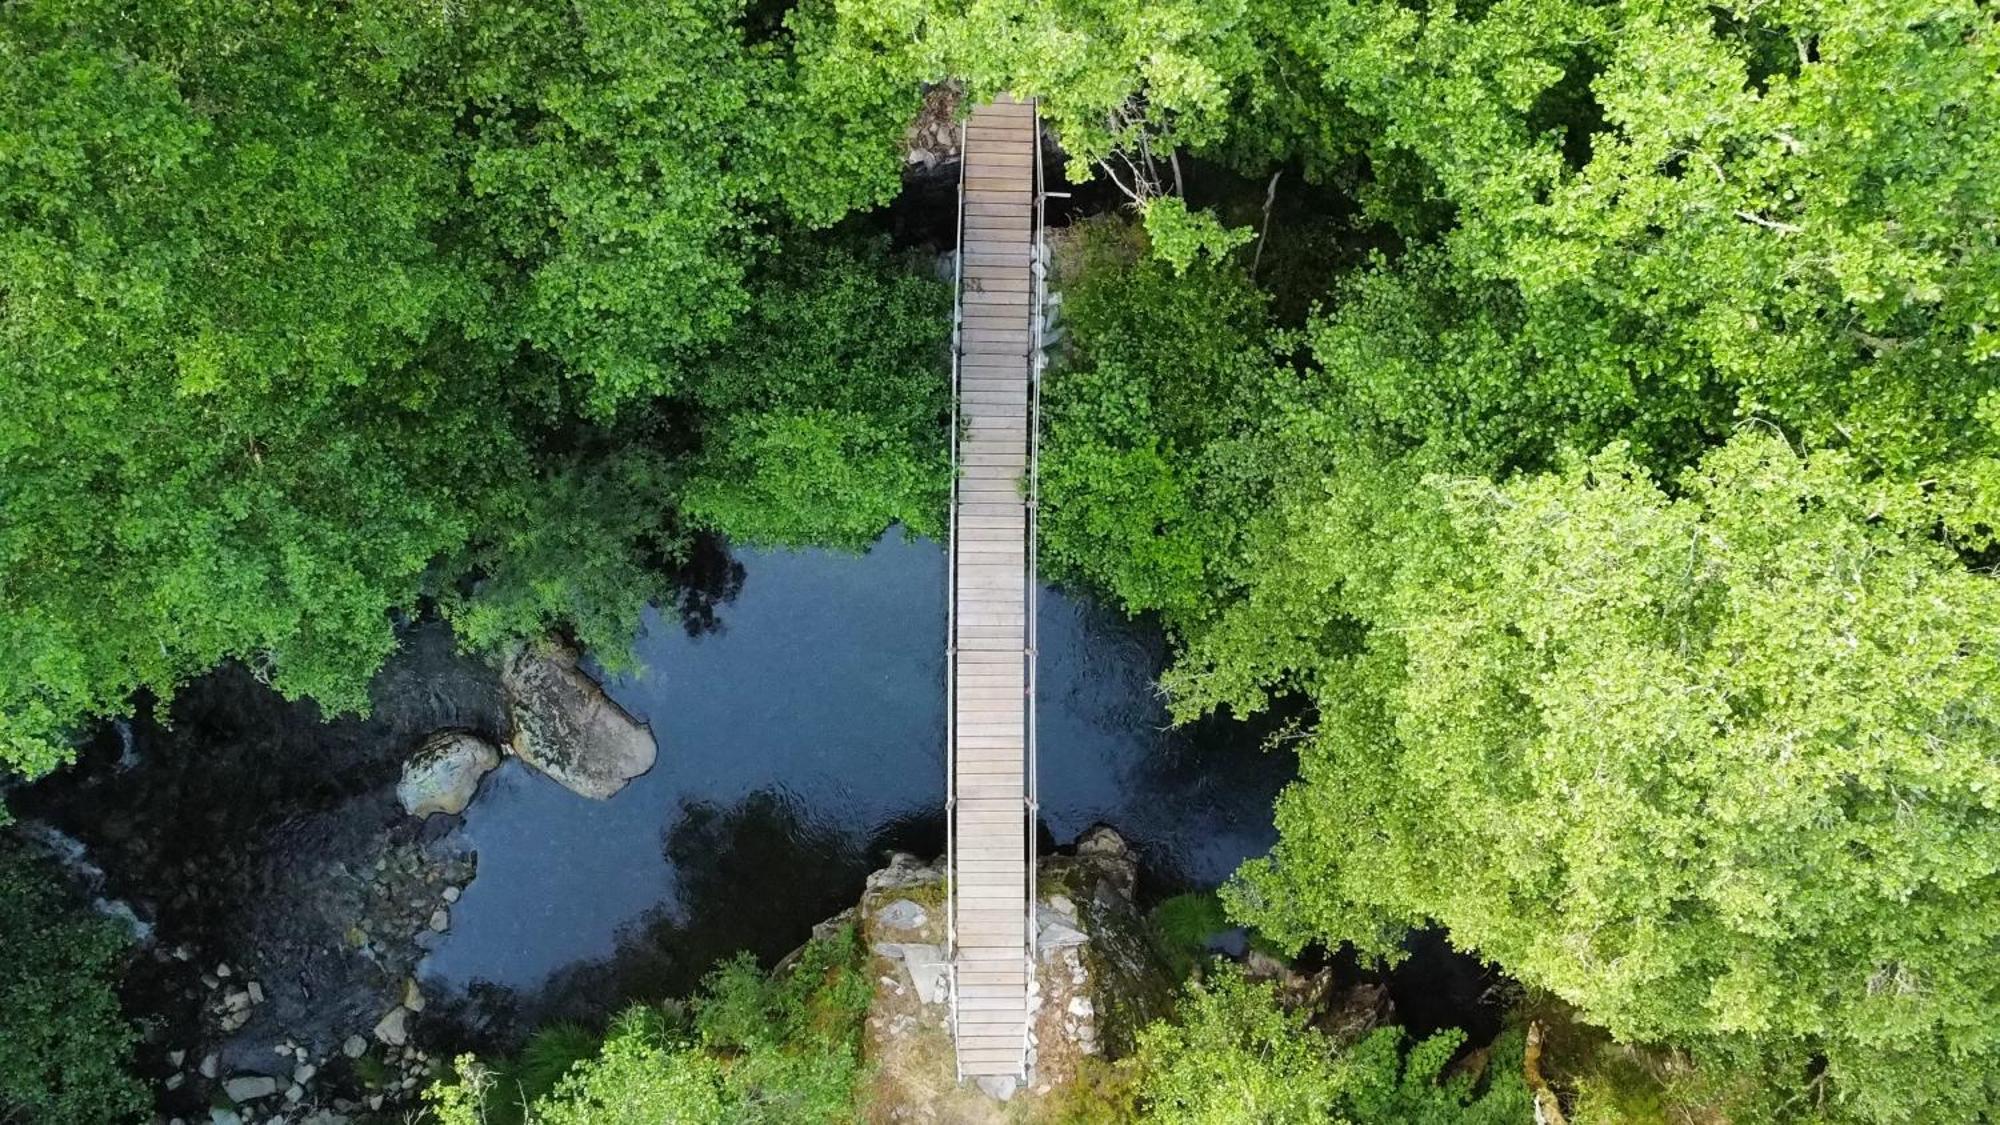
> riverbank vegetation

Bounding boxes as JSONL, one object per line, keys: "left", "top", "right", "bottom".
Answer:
{"left": 427, "top": 929, "right": 872, "bottom": 1124}
{"left": 5, "top": 0, "right": 1998, "bottom": 1120}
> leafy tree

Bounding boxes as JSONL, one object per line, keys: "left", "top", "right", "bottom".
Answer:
{"left": 0, "top": 0, "right": 919, "bottom": 777}
{"left": 0, "top": 840, "right": 145, "bottom": 1124}
{"left": 1212, "top": 434, "right": 2000, "bottom": 1122}
{"left": 1135, "top": 965, "right": 1530, "bottom": 1123}
{"left": 452, "top": 0, "right": 917, "bottom": 412}
{"left": 1039, "top": 221, "right": 1282, "bottom": 623}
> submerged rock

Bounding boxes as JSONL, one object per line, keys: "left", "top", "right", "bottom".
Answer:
{"left": 223, "top": 1074, "right": 277, "bottom": 1101}
{"left": 396, "top": 731, "right": 500, "bottom": 818}
{"left": 501, "top": 645, "right": 657, "bottom": 799}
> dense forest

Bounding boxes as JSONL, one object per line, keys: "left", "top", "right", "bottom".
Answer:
{"left": 3, "top": 0, "right": 1997, "bottom": 1121}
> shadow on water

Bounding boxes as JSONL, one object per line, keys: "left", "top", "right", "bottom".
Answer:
{"left": 419, "top": 528, "right": 1296, "bottom": 1041}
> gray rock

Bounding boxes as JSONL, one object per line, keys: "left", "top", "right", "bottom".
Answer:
{"left": 428, "top": 908, "right": 449, "bottom": 933}
{"left": 1038, "top": 916, "right": 1088, "bottom": 955}
{"left": 1068, "top": 995, "right": 1095, "bottom": 1018}
{"left": 810, "top": 907, "right": 857, "bottom": 944}
{"left": 401, "top": 977, "right": 426, "bottom": 1012}
{"left": 873, "top": 942, "right": 949, "bottom": 1004}
{"left": 502, "top": 645, "right": 656, "bottom": 799}
{"left": 975, "top": 1074, "right": 1019, "bottom": 1101}
{"left": 441, "top": 885, "right": 461, "bottom": 903}
{"left": 866, "top": 853, "right": 943, "bottom": 892}
{"left": 245, "top": 981, "right": 264, "bottom": 1004}
{"left": 223, "top": 1075, "right": 278, "bottom": 1101}
{"left": 209, "top": 1110, "right": 243, "bottom": 1125}
{"left": 342, "top": 1035, "right": 367, "bottom": 1058}
{"left": 199, "top": 1053, "right": 220, "bottom": 1079}
{"left": 397, "top": 732, "right": 500, "bottom": 818}
{"left": 372, "top": 1005, "right": 409, "bottom": 1047}
{"left": 874, "top": 899, "right": 928, "bottom": 931}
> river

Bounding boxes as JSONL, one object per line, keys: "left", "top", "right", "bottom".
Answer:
{"left": 422, "top": 529, "right": 1291, "bottom": 1030}
{"left": 15, "top": 529, "right": 1294, "bottom": 1059}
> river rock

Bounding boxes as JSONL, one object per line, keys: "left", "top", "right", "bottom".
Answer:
{"left": 342, "top": 1035, "right": 367, "bottom": 1058}
{"left": 372, "top": 1005, "right": 409, "bottom": 1047}
{"left": 397, "top": 732, "right": 500, "bottom": 818}
{"left": 501, "top": 645, "right": 656, "bottom": 799}
{"left": 223, "top": 1075, "right": 278, "bottom": 1101}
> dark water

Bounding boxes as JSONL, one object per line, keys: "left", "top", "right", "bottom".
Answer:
{"left": 421, "top": 530, "right": 1292, "bottom": 1021}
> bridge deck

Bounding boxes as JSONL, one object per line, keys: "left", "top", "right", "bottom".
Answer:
{"left": 948, "top": 94, "right": 1039, "bottom": 1081}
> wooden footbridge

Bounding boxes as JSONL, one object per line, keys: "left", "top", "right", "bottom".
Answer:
{"left": 945, "top": 94, "right": 1046, "bottom": 1083}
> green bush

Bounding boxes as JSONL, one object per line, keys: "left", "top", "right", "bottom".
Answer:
{"left": 1135, "top": 966, "right": 1530, "bottom": 1124}
{"left": 428, "top": 927, "right": 871, "bottom": 1125}
{"left": 1148, "top": 892, "right": 1230, "bottom": 981}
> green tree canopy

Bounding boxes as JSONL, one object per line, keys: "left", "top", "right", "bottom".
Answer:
{"left": 0, "top": 0, "right": 926, "bottom": 777}
{"left": 1200, "top": 434, "right": 2000, "bottom": 1121}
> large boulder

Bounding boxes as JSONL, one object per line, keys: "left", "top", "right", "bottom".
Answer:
{"left": 501, "top": 644, "right": 656, "bottom": 799}
{"left": 396, "top": 732, "right": 500, "bottom": 818}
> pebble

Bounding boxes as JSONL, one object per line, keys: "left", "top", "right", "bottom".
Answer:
{"left": 343, "top": 1035, "right": 367, "bottom": 1058}
{"left": 246, "top": 981, "right": 264, "bottom": 1004}
{"left": 442, "top": 885, "right": 461, "bottom": 903}
{"left": 428, "top": 908, "right": 449, "bottom": 933}
{"left": 199, "top": 1053, "right": 220, "bottom": 1079}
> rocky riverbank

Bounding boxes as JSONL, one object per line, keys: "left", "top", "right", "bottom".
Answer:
{"left": 9, "top": 623, "right": 670, "bottom": 1125}
{"left": 850, "top": 827, "right": 1178, "bottom": 1120}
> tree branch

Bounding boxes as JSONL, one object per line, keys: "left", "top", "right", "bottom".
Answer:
{"left": 1252, "top": 169, "right": 1282, "bottom": 277}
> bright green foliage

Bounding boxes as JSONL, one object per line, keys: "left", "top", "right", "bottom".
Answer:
{"left": 1140, "top": 198, "right": 1256, "bottom": 275}
{"left": 0, "top": 841, "right": 145, "bottom": 1124}
{"left": 1135, "top": 966, "right": 1530, "bottom": 1123}
{"left": 428, "top": 928, "right": 871, "bottom": 1125}
{"left": 1281, "top": 0, "right": 2000, "bottom": 482}
{"left": 1215, "top": 434, "right": 2000, "bottom": 1122}
{"left": 1136, "top": 969, "right": 1345, "bottom": 1123}
{"left": 0, "top": 0, "right": 488, "bottom": 775}
{"left": 805, "top": 0, "right": 1267, "bottom": 174}
{"left": 679, "top": 240, "right": 951, "bottom": 547}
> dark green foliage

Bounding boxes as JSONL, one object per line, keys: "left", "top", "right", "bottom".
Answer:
{"left": 1039, "top": 220, "right": 1281, "bottom": 624}
{"left": 513, "top": 1023, "right": 604, "bottom": 1108}
{"left": 0, "top": 0, "right": 922, "bottom": 777}
{"left": 0, "top": 840, "right": 145, "bottom": 1124}
{"left": 680, "top": 239, "right": 952, "bottom": 547}
{"left": 1147, "top": 892, "right": 1231, "bottom": 982}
